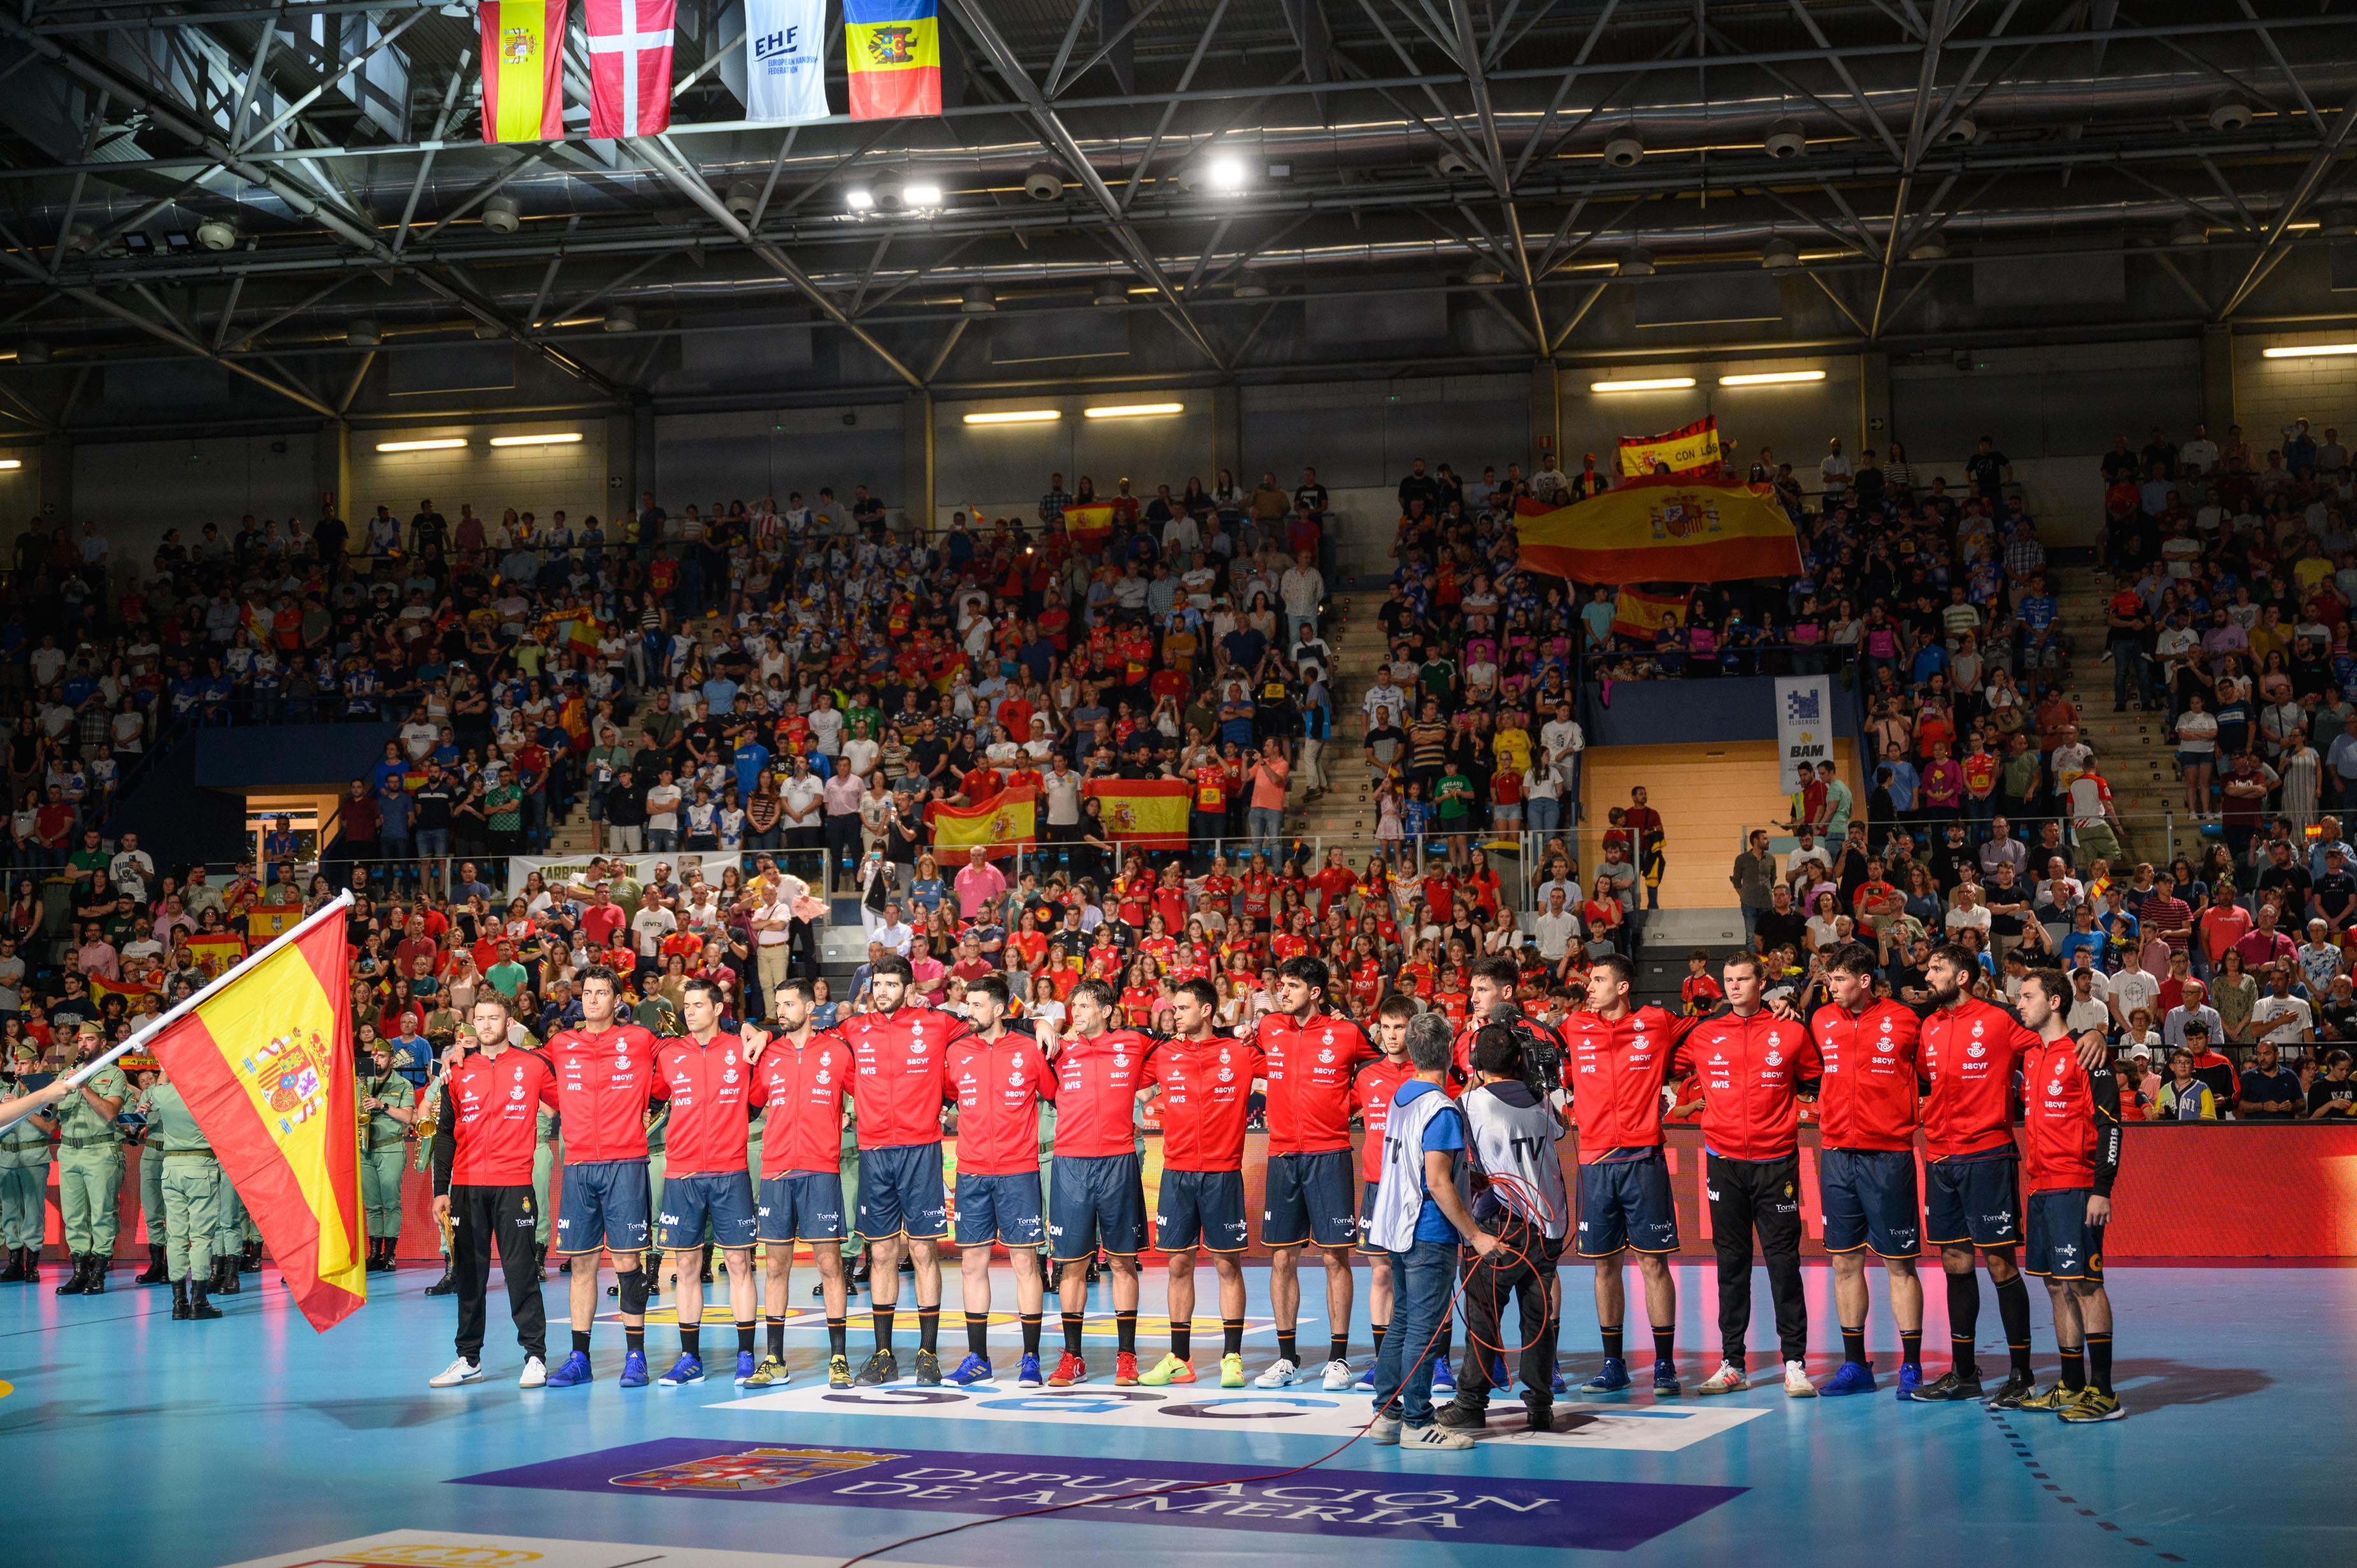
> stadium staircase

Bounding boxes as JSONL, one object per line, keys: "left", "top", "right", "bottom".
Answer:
{"left": 1289, "top": 587, "right": 1389, "bottom": 843}
{"left": 2048, "top": 564, "right": 2177, "bottom": 863}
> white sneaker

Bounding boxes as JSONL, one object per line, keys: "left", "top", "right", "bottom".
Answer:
{"left": 1370, "top": 1415, "right": 1403, "bottom": 1446}
{"left": 1321, "top": 1358, "right": 1354, "bottom": 1391}
{"left": 1783, "top": 1360, "right": 1816, "bottom": 1397}
{"left": 1254, "top": 1356, "right": 1301, "bottom": 1388}
{"left": 519, "top": 1356, "right": 548, "bottom": 1389}
{"left": 1698, "top": 1360, "right": 1750, "bottom": 1395}
{"left": 1399, "top": 1422, "right": 1475, "bottom": 1451}
{"left": 429, "top": 1357, "right": 483, "bottom": 1388}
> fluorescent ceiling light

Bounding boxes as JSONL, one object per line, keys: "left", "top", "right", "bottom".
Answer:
{"left": 1589, "top": 377, "right": 1696, "bottom": 393}
{"left": 489, "top": 432, "right": 584, "bottom": 447}
{"left": 2262, "top": 343, "right": 2357, "bottom": 359}
{"left": 375, "top": 438, "right": 467, "bottom": 452}
{"left": 1083, "top": 401, "right": 1186, "bottom": 418}
{"left": 1719, "top": 369, "right": 1827, "bottom": 386}
{"left": 963, "top": 410, "right": 1061, "bottom": 425}
{"left": 0, "top": 459, "right": 21, "bottom": 471}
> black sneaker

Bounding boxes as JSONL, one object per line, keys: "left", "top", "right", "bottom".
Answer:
{"left": 1522, "top": 1402, "right": 1557, "bottom": 1434}
{"left": 1982, "top": 1370, "right": 2037, "bottom": 1409}
{"left": 1432, "top": 1401, "right": 1488, "bottom": 1430}
{"left": 854, "top": 1349, "right": 899, "bottom": 1386}
{"left": 1911, "top": 1369, "right": 1986, "bottom": 1402}
{"left": 915, "top": 1348, "right": 942, "bottom": 1386}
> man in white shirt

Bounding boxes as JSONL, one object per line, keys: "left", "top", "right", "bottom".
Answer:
{"left": 1944, "top": 884, "right": 1992, "bottom": 940}
{"left": 1787, "top": 830, "right": 1833, "bottom": 879}
{"left": 1162, "top": 510, "right": 1201, "bottom": 558}
{"left": 399, "top": 710, "right": 440, "bottom": 761}
{"left": 1362, "top": 675, "right": 1408, "bottom": 733}
{"left": 2180, "top": 424, "right": 2221, "bottom": 475}
{"left": 2249, "top": 966, "right": 2316, "bottom": 1052}
{"left": 2107, "top": 963, "right": 2158, "bottom": 1033}
{"left": 1277, "top": 553, "right": 1325, "bottom": 646}
{"left": 1819, "top": 437, "right": 1854, "bottom": 490}
{"left": 108, "top": 833, "right": 155, "bottom": 902}
{"left": 1539, "top": 701, "right": 1584, "bottom": 790}
{"left": 872, "top": 903, "right": 914, "bottom": 957}
{"left": 630, "top": 888, "right": 678, "bottom": 960}
{"left": 2063, "top": 969, "right": 2112, "bottom": 1036}
{"left": 1531, "top": 888, "right": 1582, "bottom": 962}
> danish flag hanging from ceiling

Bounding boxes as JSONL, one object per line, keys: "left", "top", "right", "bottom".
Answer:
{"left": 585, "top": 0, "right": 677, "bottom": 139}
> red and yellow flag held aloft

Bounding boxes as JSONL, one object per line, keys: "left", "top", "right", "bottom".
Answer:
{"left": 150, "top": 901, "right": 364, "bottom": 1332}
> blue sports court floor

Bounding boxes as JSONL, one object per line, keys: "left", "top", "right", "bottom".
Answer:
{"left": 2, "top": 1257, "right": 2347, "bottom": 1567}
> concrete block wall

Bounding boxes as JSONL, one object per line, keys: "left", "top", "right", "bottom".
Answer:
{"left": 2233, "top": 331, "right": 2357, "bottom": 453}
{"left": 349, "top": 423, "right": 612, "bottom": 531}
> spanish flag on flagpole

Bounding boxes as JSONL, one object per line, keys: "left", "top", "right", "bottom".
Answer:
{"left": 845, "top": 0, "right": 943, "bottom": 120}
{"left": 479, "top": 0, "right": 568, "bottom": 143}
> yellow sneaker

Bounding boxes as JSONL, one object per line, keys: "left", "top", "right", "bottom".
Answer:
{"left": 1139, "top": 1353, "right": 1196, "bottom": 1386}
{"left": 1220, "top": 1352, "right": 1247, "bottom": 1388}
{"left": 827, "top": 1354, "right": 853, "bottom": 1389}
{"left": 742, "top": 1355, "right": 791, "bottom": 1388}
{"left": 2057, "top": 1389, "right": 2124, "bottom": 1422}
{"left": 2017, "top": 1382, "right": 2080, "bottom": 1413}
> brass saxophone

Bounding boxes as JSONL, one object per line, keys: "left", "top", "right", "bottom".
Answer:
{"left": 410, "top": 1071, "right": 451, "bottom": 1252}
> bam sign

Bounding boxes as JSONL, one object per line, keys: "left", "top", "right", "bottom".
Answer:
{"left": 1773, "top": 676, "right": 1834, "bottom": 792}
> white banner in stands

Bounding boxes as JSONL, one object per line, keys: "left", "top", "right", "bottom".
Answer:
{"left": 1773, "top": 675, "right": 1834, "bottom": 792}
{"left": 504, "top": 852, "right": 755, "bottom": 901}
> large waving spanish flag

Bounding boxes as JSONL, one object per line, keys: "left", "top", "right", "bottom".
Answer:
{"left": 150, "top": 901, "right": 364, "bottom": 1332}
{"left": 1083, "top": 779, "right": 1192, "bottom": 850}
{"left": 1517, "top": 478, "right": 1801, "bottom": 585}
{"left": 929, "top": 785, "right": 1037, "bottom": 857}
{"left": 846, "top": 0, "right": 943, "bottom": 120}
{"left": 480, "top": 0, "right": 568, "bottom": 143}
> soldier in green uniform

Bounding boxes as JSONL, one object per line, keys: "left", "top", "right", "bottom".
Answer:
{"left": 1, "top": 1040, "right": 60, "bottom": 1283}
{"left": 53, "top": 1025, "right": 128, "bottom": 1295}
{"left": 130, "top": 1069, "right": 170, "bottom": 1284}
{"left": 141, "top": 1064, "right": 225, "bottom": 1319}
{"left": 211, "top": 1171, "right": 247, "bottom": 1294}
{"left": 359, "top": 1037, "right": 415, "bottom": 1272}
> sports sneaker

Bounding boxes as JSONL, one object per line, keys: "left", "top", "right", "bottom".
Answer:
{"left": 1698, "top": 1361, "right": 1749, "bottom": 1395}
{"left": 546, "top": 1350, "right": 594, "bottom": 1388}
{"left": 1017, "top": 1352, "right": 1045, "bottom": 1388}
{"left": 1048, "top": 1350, "right": 1088, "bottom": 1387}
{"left": 854, "top": 1349, "right": 899, "bottom": 1386}
{"left": 1895, "top": 1363, "right": 1923, "bottom": 1401}
{"left": 1399, "top": 1422, "right": 1474, "bottom": 1451}
{"left": 734, "top": 1350, "right": 758, "bottom": 1386}
{"left": 2018, "top": 1382, "right": 2081, "bottom": 1413}
{"left": 946, "top": 1353, "right": 995, "bottom": 1386}
{"left": 1371, "top": 1415, "right": 1403, "bottom": 1446}
{"left": 657, "top": 1353, "right": 705, "bottom": 1387}
{"left": 428, "top": 1357, "right": 482, "bottom": 1388}
{"left": 1551, "top": 1367, "right": 1568, "bottom": 1395}
{"left": 1350, "top": 1365, "right": 1377, "bottom": 1392}
{"left": 1784, "top": 1360, "right": 1817, "bottom": 1397}
{"left": 1321, "top": 1358, "right": 1354, "bottom": 1391}
{"left": 1139, "top": 1353, "right": 1194, "bottom": 1386}
{"left": 2056, "top": 1389, "right": 2124, "bottom": 1422}
{"left": 1488, "top": 1354, "right": 1510, "bottom": 1391}
{"left": 1983, "top": 1370, "right": 2036, "bottom": 1409}
{"left": 743, "top": 1355, "right": 792, "bottom": 1388}
{"left": 1819, "top": 1361, "right": 1877, "bottom": 1397}
{"left": 519, "top": 1356, "right": 548, "bottom": 1389}
{"left": 1433, "top": 1401, "right": 1487, "bottom": 1430}
{"left": 915, "top": 1348, "right": 942, "bottom": 1386}
{"left": 1219, "top": 1353, "right": 1246, "bottom": 1388}
{"left": 1582, "top": 1357, "right": 1631, "bottom": 1394}
{"left": 620, "top": 1350, "right": 650, "bottom": 1388}
{"left": 827, "top": 1354, "right": 853, "bottom": 1389}
{"left": 1911, "top": 1368, "right": 1985, "bottom": 1402}
{"left": 1429, "top": 1357, "right": 1456, "bottom": 1393}
{"left": 1652, "top": 1360, "right": 1683, "bottom": 1397}
{"left": 1254, "top": 1356, "right": 1300, "bottom": 1388}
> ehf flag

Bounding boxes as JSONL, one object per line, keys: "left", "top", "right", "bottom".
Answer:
{"left": 745, "top": 0, "right": 830, "bottom": 123}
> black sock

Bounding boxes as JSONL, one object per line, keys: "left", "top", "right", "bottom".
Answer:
{"left": 680, "top": 1325, "right": 701, "bottom": 1360}
{"left": 2059, "top": 1343, "right": 2086, "bottom": 1392}
{"left": 2087, "top": 1331, "right": 2113, "bottom": 1395}
{"left": 872, "top": 1307, "right": 895, "bottom": 1352}
{"left": 1062, "top": 1311, "right": 1084, "bottom": 1354}
{"left": 1171, "top": 1320, "right": 1192, "bottom": 1360}
{"left": 1840, "top": 1325, "right": 1866, "bottom": 1367}
{"left": 826, "top": 1316, "right": 847, "bottom": 1357}
{"left": 1900, "top": 1329, "right": 1923, "bottom": 1370}
{"left": 1945, "top": 1271, "right": 1981, "bottom": 1374}
{"left": 1116, "top": 1309, "right": 1138, "bottom": 1355}
{"left": 918, "top": 1305, "right": 940, "bottom": 1354}
{"left": 1223, "top": 1318, "right": 1245, "bottom": 1355}
{"left": 1370, "top": 1322, "right": 1387, "bottom": 1361}
{"left": 767, "top": 1317, "right": 785, "bottom": 1360}
{"left": 1277, "top": 1327, "right": 1298, "bottom": 1364}
{"left": 1600, "top": 1323, "right": 1623, "bottom": 1362}
{"left": 736, "top": 1321, "right": 756, "bottom": 1356}
{"left": 626, "top": 1327, "right": 645, "bottom": 1355}
{"left": 966, "top": 1311, "right": 989, "bottom": 1357}
{"left": 1021, "top": 1313, "right": 1043, "bottom": 1356}
{"left": 1328, "top": 1333, "right": 1349, "bottom": 1365}
{"left": 1995, "top": 1275, "right": 2033, "bottom": 1376}
{"left": 1652, "top": 1325, "right": 1675, "bottom": 1364}
{"left": 1436, "top": 1327, "right": 1454, "bottom": 1365}
{"left": 572, "top": 1329, "right": 592, "bottom": 1356}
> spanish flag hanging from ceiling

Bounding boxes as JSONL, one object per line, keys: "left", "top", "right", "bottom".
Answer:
{"left": 845, "top": 0, "right": 943, "bottom": 120}
{"left": 1515, "top": 478, "right": 1802, "bottom": 585}
{"left": 480, "top": 0, "right": 568, "bottom": 143}
{"left": 149, "top": 902, "right": 364, "bottom": 1332}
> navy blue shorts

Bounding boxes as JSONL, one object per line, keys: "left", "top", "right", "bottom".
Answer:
{"left": 1356, "top": 1178, "right": 1385, "bottom": 1255}
{"left": 555, "top": 1159, "right": 651, "bottom": 1257}
{"left": 1049, "top": 1152, "right": 1147, "bottom": 1260}
{"left": 1924, "top": 1154, "right": 2023, "bottom": 1250}
{"left": 757, "top": 1170, "right": 848, "bottom": 1244}
{"left": 955, "top": 1171, "right": 1045, "bottom": 1248}
{"left": 1819, "top": 1148, "right": 1923, "bottom": 1260}
{"left": 1575, "top": 1153, "right": 1679, "bottom": 1257}
{"left": 1263, "top": 1149, "right": 1358, "bottom": 1248}
{"left": 2024, "top": 1188, "right": 2106, "bottom": 1281}
{"left": 656, "top": 1169, "right": 758, "bottom": 1251}
{"left": 1155, "top": 1168, "right": 1249, "bottom": 1253}
{"left": 857, "top": 1141, "right": 948, "bottom": 1241}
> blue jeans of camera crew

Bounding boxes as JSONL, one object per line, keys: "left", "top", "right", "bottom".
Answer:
{"left": 1372, "top": 1237, "right": 1458, "bottom": 1429}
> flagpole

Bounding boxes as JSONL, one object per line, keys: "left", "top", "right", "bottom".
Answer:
{"left": 0, "top": 890, "right": 355, "bottom": 1137}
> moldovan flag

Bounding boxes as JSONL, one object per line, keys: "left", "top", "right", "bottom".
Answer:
{"left": 586, "top": 0, "right": 677, "bottom": 139}
{"left": 1082, "top": 779, "right": 1192, "bottom": 850}
{"left": 929, "top": 785, "right": 1036, "bottom": 857}
{"left": 1063, "top": 501, "right": 1117, "bottom": 552}
{"left": 845, "top": 0, "right": 943, "bottom": 120}
{"left": 1610, "top": 586, "right": 1690, "bottom": 639}
{"left": 1515, "top": 478, "right": 1802, "bottom": 585}
{"left": 149, "top": 904, "right": 364, "bottom": 1332}
{"left": 479, "top": 0, "right": 567, "bottom": 144}
{"left": 1617, "top": 415, "right": 1723, "bottom": 478}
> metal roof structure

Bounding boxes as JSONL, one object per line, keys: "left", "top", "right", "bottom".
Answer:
{"left": 4, "top": 0, "right": 2357, "bottom": 435}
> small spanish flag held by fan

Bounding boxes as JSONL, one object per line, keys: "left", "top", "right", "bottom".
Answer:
{"left": 1610, "top": 586, "right": 1691, "bottom": 639}
{"left": 1064, "top": 501, "right": 1117, "bottom": 552}
{"left": 149, "top": 898, "right": 366, "bottom": 1332}
{"left": 845, "top": 0, "right": 943, "bottom": 120}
